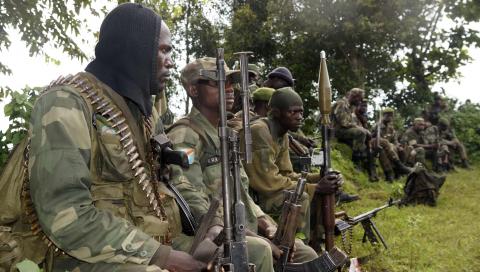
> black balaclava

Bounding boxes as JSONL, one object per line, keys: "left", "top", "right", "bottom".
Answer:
{"left": 85, "top": 3, "right": 162, "bottom": 116}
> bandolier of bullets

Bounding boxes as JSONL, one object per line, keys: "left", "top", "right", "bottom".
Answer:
{"left": 22, "top": 73, "right": 171, "bottom": 246}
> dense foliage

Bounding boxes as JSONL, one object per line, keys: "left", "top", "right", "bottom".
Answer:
{"left": 1, "top": 0, "right": 480, "bottom": 166}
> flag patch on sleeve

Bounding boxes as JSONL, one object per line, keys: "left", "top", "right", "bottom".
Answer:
{"left": 178, "top": 148, "right": 195, "bottom": 165}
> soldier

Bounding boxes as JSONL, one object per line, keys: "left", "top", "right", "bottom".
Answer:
{"left": 252, "top": 87, "right": 275, "bottom": 117}
{"left": 332, "top": 88, "right": 371, "bottom": 168}
{"left": 353, "top": 98, "right": 379, "bottom": 181}
{"left": 423, "top": 92, "right": 450, "bottom": 126}
{"left": 231, "top": 63, "right": 261, "bottom": 114}
{"left": 28, "top": 4, "right": 206, "bottom": 271}
{"left": 167, "top": 57, "right": 319, "bottom": 270}
{"left": 401, "top": 117, "right": 442, "bottom": 169}
{"left": 263, "top": 66, "right": 294, "bottom": 89}
{"left": 243, "top": 87, "right": 346, "bottom": 243}
{"left": 371, "top": 108, "right": 411, "bottom": 181}
{"left": 438, "top": 118, "right": 470, "bottom": 168}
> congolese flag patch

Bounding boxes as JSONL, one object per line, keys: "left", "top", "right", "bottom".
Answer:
{"left": 177, "top": 148, "right": 195, "bottom": 165}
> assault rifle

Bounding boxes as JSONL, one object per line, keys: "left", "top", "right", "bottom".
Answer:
{"left": 335, "top": 198, "right": 400, "bottom": 250}
{"left": 214, "top": 48, "right": 254, "bottom": 271}
{"left": 273, "top": 173, "right": 347, "bottom": 272}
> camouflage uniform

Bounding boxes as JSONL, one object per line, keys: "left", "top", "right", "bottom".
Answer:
{"left": 438, "top": 119, "right": 468, "bottom": 162}
{"left": 401, "top": 127, "right": 427, "bottom": 165}
{"left": 28, "top": 73, "right": 184, "bottom": 271}
{"left": 244, "top": 117, "right": 321, "bottom": 241}
{"left": 332, "top": 97, "right": 368, "bottom": 154}
{"left": 371, "top": 121, "right": 401, "bottom": 174}
{"left": 168, "top": 106, "right": 319, "bottom": 269}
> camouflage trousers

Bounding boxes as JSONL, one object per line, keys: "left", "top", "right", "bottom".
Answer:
{"left": 371, "top": 138, "right": 400, "bottom": 172}
{"left": 335, "top": 127, "right": 367, "bottom": 153}
{"left": 442, "top": 139, "right": 468, "bottom": 161}
{"left": 404, "top": 145, "right": 448, "bottom": 168}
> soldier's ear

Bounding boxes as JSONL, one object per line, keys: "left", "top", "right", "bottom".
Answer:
{"left": 187, "top": 84, "right": 198, "bottom": 98}
{"left": 270, "top": 108, "right": 280, "bottom": 118}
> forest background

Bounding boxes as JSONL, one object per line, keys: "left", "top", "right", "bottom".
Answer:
{"left": 1, "top": 1, "right": 480, "bottom": 270}
{"left": 1, "top": 0, "right": 480, "bottom": 165}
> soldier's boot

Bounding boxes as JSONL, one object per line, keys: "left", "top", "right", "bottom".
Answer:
{"left": 384, "top": 170, "right": 395, "bottom": 183}
{"left": 336, "top": 191, "right": 360, "bottom": 204}
{"left": 366, "top": 150, "right": 379, "bottom": 182}
{"left": 393, "top": 159, "right": 412, "bottom": 176}
{"left": 461, "top": 159, "right": 471, "bottom": 169}
{"left": 351, "top": 152, "right": 363, "bottom": 171}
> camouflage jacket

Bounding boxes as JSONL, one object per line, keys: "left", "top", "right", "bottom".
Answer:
{"left": 332, "top": 97, "right": 359, "bottom": 130}
{"left": 243, "top": 117, "right": 318, "bottom": 202}
{"left": 167, "top": 107, "right": 265, "bottom": 233}
{"left": 401, "top": 127, "right": 426, "bottom": 146}
{"left": 28, "top": 73, "right": 180, "bottom": 269}
{"left": 439, "top": 127, "right": 457, "bottom": 141}
{"left": 372, "top": 122, "right": 398, "bottom": 144}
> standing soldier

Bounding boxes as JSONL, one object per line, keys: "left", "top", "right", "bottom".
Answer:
{"left": 27, "top": 4, "right": 206, "bottom": 271}
{"left": 332, "top": 88, "right": 371, "bottom": 169}
{"left": 243, "top": 87, "right": 346, "bottom": 242}
{"left": 371, "top": 108, "right": 411, "bottom": 181}
{"left": 438, "top": 118, "right": 470, "bottom": 169}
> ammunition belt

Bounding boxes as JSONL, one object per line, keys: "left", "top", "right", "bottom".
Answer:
{"left": 22, "top": 73, "right": 172, "bottom": 248}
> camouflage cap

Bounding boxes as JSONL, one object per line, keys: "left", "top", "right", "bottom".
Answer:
{"left": 180, "top": 57, "right": 240, "bottom": 88}
{"left": 348, "top": 88, "right": 365, "bottom": 97}
{"left": 382, "top": 107, "right": 395, "bottom": 114}
{"left": 252, "top": 87, "right": 274, "bottom": 102}
{"left": 413, "top": 117, "right": 425, "bottom": 125}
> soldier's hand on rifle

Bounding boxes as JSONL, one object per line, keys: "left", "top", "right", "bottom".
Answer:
{"left": 205, "top": 225, "right": 223, "bottom": 241}
{"left": 315, "top": 171, "right": 343, "bottom": 195}
{"left": 257, "top": 215, "right": 277, "bottom": 239}
{"left": 162, "top": 250, "right": 208, "bottom": 272}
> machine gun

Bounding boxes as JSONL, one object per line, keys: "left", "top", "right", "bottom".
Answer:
{"left": 335, "top": 198, "right": 400, "bottom": 251}
{"left": 214, "top": 48, "right": 254, "bottom": 271}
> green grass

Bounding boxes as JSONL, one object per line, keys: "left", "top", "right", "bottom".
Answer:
{"left": 334, "top": 162, "right": 480, "bottom": 271}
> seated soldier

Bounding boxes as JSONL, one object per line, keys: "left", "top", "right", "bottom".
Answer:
{"left": 401, "top": 118, "right": 444, "bottom": 170}
{"left": 354, "top": 98, "right": 379, "bottom": 181}
{"left": 438, "top": 118, "right": 470, "bottom": 169}
{"left": 243, "top": 87, "right": 347, "bottom": 243}
{"left": 252, "top": 87, "right": 275, "bottom": 117}
{"left": 370, "top": 108, "right": 411, "bottom": 181}
{"left": 332, "top": 88, "right": 371, "bottom": 168}
{"left": 263, "top": 66, "right": 294, "bottom": 89}
{"left": 168, "top": 58, "right": 320, "bottom": 269}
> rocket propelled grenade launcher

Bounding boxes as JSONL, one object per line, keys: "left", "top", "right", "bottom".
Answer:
{"left": 310, "top": 50, "right": 336, "bottom": 253}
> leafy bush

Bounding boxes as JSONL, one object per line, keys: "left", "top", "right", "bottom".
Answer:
{"left": 451, "top": 101, "right": 480, "bottom": 162}
{"left": 0, "top": 87, "right": 39, "bottom": 169}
